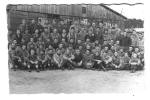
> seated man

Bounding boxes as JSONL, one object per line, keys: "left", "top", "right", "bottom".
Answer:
{"left": 101, "top": 52, "right": 113, "bottom": 70}
{"left": 53, "top": 49, "right": 64, "bottom": 69}
{"left": 45, "top": 46, "right": 55, "bottom": 70}
{"left": 71, "top": 49, "right": 83, "bottom": 68}
{"left": 112, "top": 52, "right": 121, "bottom": 70}
{"left": 27, "top": 49, "right": 39, "bottom": 72}
{"left": 83, "top": 50, "right": 94, "bottom": 69}
{"left": 62, "top": 47, "right": 75, "bottom": 70}
{"left": 37, "top": 50, "right": 47, "bottom": 71}
{"left": 10, "top": 45, "right": 22, "bottom": 70}
{"left": 129, "top": 53, "right": 141, "bottom": 73}
{"left": 119, "top": 52, "right": 130, "bottom": 70}
{"left": 93, "top": 51, "right": 106, "bottom": 71}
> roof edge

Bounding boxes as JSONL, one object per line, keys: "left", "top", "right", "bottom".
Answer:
{"left": 100, "top": 4, "right": 128, "bottom": 20}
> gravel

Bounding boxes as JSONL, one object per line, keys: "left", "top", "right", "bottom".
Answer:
{"left": 9, "top": 69, "right": 145, "bottom": 94}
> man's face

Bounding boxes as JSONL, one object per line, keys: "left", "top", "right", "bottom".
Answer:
{"left": 99, "top": 23, "right": 103, "bottom": 27}
{"left": 62, "top": 39, "right": 65, "bottom": 42}
{"left": 49, "top": 50, "right": 53, "bottom": 53}
{"left": 16, "top": 30, "right": 20, "bottom": 34}
{"left": 76, "top": 50, "right": 80, "bottom": 55}
{"left": 79, "top": 46, "right": 82, "bottom": 50}
{"left": 22, "top": 19, "right": 26, "bottom": 24}
{"left": 135, "top": 48, "right": 139, "bottom": 52}
{"left": 86, "top": 45, "right": 90, "bottom": 50}
{"left": 22, "top": 45, "right": 26, "bottom": 50}
{"left": 77, "top": 40, "right": 81, "bottom": 44}
{"left": 133, "top": 54, "right": 137, "bottom": 58}
{"left": 92, "top": 23, "right": 96, "bottom": 27}
{"left": 116, "top": 41, "right": 119, "bottom": 45}
{"left": 48, "top": 45, "right": 52, "bottom": 49}
{"left": 52, "top": 20, "right": 56, "bottom": 24}
{"left": 38, "top": 38, "right": 42, "bottom": 41}
{"left": 114, "top": 52, "right": 118, "bottom": 56}
{"left": 86, "top": 38, "right": 90, "bottom": 42}
{"left": 120, "top": 49, "right": 123, "bottom": 52}
{"left": 25, "top": 30, "right": 29, "bottom": 34}
{"left": 35, "top": 29, "right": 39, "bottom": 33}
{"left": 44, "top": 28, "right": 48, "bottom": 32}
{"left": 62, "top": 29, "right": 66, "bottom": 33}
{"left": 70, "top": 39, "right": 74, "bottom": 43}
{"left": 21, "top": 39, "right": 25, "bottom": 43}
{"left": 105, "top": 47, "right": 108, "bottom": 51}
{"left": 110, "top": 40, "right": 114, "bottom": 44}
{"left": 111, "top": 46, "right": 114, "bottom": 50}
{"left": 57, "top": 50, "right": 61, "bottom": 55}
{"left": 30, "top": 38, "right": 33, "bottom": 42}
{"left": 86, "top": 50, "right": 90, "bottom": 55}
{"left": 60, "top": 21, "right": 64, "bottom": 25}
{"left": 16, "top": 46, "right": 20, "bottom": 50}
{"left": 95, "top": 40, "right": 99, "bottom": 44}
{"left": 39, "top": 45, "right": 43, "bottom": 49}
{"left": 47, "top": 39, "right": 50, "bottom": 42}
{"left": 13, "top": 40, "right": 17, "bottom": 44}
{"left": 68, "top": 46, "right": 73, "bottom": 50}
{"left": 104, "top": 41, "right": 107, "bottom": 45}
{"left": 133, "top": 31, "right": 136, "bottom": 34}
{"left": 124, "top": 53, "right": 128, "bottom": 57}
{"left": 70, "top": 29, "right": 74, "bottom": 33}
{"left": 31, "top": 50, "right": 35, "bottom": 55}
{"left": 59, "top": 44, "right": 63, "bottom": 48}
{"left": 54, "top": 39, "right": 58, "bottom": 43}
{"left": 96, "top": 28, "right": 100, "bottom": 32}
{"left": 129, "top": 47, "right": 133, "bottom": 51}
{"left": 95, "top": 52, "right": 99, "bottom": 56}
{"left": 40, "top": 51, "right": 44, "bottom": 55}
{"left": 123, "top": 32, "right": 127, "bottom": 36}
{"left": 53, "top": 29, "right": 57, "bottom": 33}
{"left": 31, "top": 20, "right": 35, "bottom": 23}
{"left": 88, "top": 30, "right": 92, "bottom": 35}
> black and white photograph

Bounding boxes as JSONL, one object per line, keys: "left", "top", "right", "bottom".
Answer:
{"left": 6, "top": 2, "right": 145, "bottom": 94}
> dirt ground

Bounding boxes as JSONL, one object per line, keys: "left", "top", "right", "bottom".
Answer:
{"left": 9, "top": 69, "right": 145, "bottom": 94}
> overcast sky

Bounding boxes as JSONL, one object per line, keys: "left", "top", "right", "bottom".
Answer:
{"left": 108, "top": 4, "right": 144, "bottom": 20}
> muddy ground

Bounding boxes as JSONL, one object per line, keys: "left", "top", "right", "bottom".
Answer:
{"left": 9, "top": 69, "right": 145, "bottom": 94}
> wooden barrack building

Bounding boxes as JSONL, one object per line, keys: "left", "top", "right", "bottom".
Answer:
{"left": 7, "top": 4, "right": 127, "bottom": 31}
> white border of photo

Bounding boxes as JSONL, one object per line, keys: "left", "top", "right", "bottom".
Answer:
{"left": 0, "top": 0, "right": 149, "bottom": 100}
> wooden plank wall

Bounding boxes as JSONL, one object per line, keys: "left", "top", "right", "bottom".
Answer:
{"left": 7, "top": 4, "right": 126, "bottom": 30}
{"left": 8, "top": 4, "right": 126, "bottom": 20}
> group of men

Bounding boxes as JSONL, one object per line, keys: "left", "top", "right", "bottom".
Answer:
{"left": 8, "top": 18, "right": 144, "bottom": 73}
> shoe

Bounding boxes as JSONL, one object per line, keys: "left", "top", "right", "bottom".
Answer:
{"left": 36, "top": 70, "right": 40, "bottom": 72}
{"left": 28, "top": 70, "right": 31, "bottom": 72}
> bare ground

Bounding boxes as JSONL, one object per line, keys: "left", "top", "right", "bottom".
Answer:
{"left": 9, "top": 69, "right": 145, "bottom": 94}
